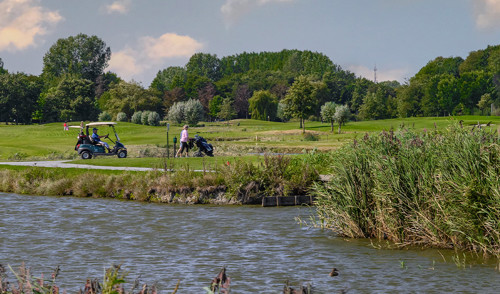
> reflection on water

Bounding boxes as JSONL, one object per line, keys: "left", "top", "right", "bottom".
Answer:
{"left": 1, "top": 192, "right": 499, "bottom": 293}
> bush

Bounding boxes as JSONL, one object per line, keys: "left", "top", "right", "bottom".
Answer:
{"left": 131, "top": 111, "right": 142, "bottom": 124}
{"left": 303, "top": 132, "right": 319, "bottom": 141}
{"left": 184, "top": 99, "right": 204, "bottom": 125}
{"left": 98, "top": 111, "right": 112, "bottom": 121}
{"left": 141, "top": 111, "right": 151, "bottom": 125}
{"left": 314, "top": 124, "right": 500, "bottom": 257}
{"left": 167, "top": 102, "right": 185, "bottom": 124}
{"left": 148, "top": 111, "right": 161, "bottom": 126}
{"left": 116, "top": 112, "right": 127, "bottom": 122}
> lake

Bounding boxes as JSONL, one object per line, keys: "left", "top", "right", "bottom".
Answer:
{"left": 1, "top": 192, "right": 499, "bottom": 293}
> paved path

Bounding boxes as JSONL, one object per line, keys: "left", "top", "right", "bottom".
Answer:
{"left": 0, "top": 160, "right": 156, "bottom": 172}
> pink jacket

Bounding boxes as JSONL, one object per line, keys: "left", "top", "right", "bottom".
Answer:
{"left": 180, "top": 129, "right": 189, "bottom": 142}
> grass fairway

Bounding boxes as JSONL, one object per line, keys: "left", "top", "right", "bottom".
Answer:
{"left": 0, "top": 115, "right": 498, "bottom": 161}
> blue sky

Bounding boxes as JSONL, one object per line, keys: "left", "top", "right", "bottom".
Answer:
{"left": 1, "top": 0, "right": 500, "bottom": 86}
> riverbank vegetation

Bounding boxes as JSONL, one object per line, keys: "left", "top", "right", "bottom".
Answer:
{"left": 0, "top": 154, "right": 321, "bottom": 204}
{"left": 313, "top": 124, "right": 500, "bottom": 258}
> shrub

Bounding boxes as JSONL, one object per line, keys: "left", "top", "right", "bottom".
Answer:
{"left": 131, "top": 111, "right": 142, "bottom": 124}
{"left": 184, "top": 99, "right": 204, "bottom": 125}
{"left": 98, "top": 111, "right": 112, "bottom": 121}
{"left": 141, "top": 111, "right": 151, "bottom": 125}
{"left": 303, "top": 132, "right": 319, "bottom": 141}
{"left": 148, "top": 111, "right": 161, "bottom": 126}
{"left": 116, "top": 112, "right": 127, "bottom": 122}
{"left": 167, "top": 102, "right": 185, "bottom": 124}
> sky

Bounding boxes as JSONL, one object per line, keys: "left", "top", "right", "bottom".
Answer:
{"left": 1, "top": 0, "right": 500, "bottom": 86}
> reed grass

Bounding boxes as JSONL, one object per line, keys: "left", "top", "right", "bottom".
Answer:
{"left": 313, "top": 123, "right": 500, "bottom": 258}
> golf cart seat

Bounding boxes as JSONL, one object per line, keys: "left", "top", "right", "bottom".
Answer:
{"left": 88, "top": 135, "right": 102, "bottom": 146}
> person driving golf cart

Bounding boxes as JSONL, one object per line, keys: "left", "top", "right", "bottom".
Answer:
{"left": 91, "top": 127, "right": 111, "bottom": 152}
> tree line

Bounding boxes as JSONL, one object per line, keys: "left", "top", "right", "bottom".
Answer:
{"left": 1, "top": 33, "right": 499, "bottom": 126}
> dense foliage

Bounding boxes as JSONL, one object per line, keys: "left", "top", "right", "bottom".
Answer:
{"left": 314, "top": 125, "right": 500, "bottom": 257}
{"left": 1, "top": 33, "right": 500, "bottom": 124}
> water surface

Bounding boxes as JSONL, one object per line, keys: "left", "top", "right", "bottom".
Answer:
{"left": 1, "top": 193, "right": 498, "bottom": 293}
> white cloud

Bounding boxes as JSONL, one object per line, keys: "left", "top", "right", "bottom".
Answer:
{"left": 221, "top": 0, "right": 293, "bottom": 26}
{"left": 0, "top": 0, "right": 63, "bottom": 51}
{"left": 348, "top": 64, "right": 409, "bottom": 83}
{"left": 107, "top": 48, "right": 146, "bottom": 81}
{"left": 473, "top": 0, "right": 500, "bottom": 30}
{"left": 142, "top": 33, "right": 203, "bottom": 59}
{"left": 108, "top": 33, "right": 203, "bottom": 82}
{"left": 104, "top": 0, "right": 132, "bottom": 15}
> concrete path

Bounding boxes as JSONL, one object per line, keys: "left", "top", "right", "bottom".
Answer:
{"left": 0, "top": 160, "right": 156, "bottom": 172}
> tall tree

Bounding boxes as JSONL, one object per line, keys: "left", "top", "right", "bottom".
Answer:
{"left": 248, "top": 90, "right": 278, "bottom": 121}
{"left": 234, "top": 84, "right": 251, "bottom": 118}
{"left": 219, "top": 98, "right": 237, "bottom": 121}
{"left": 42, "top": 75, "right": 97, "bottom": 122}
{"left": 101, "top": 81, "right": 161, "bottom": 118}
{"left": 42, "top": 34, "right": 111, "bottom": 83}
{"left": 282, "top": 76, "right": 317, "bottom": 132}
{"left": 320, "top": 102, "right": 337, "bottom": 132}
{"left": 186, "top": 53, "right": 221, "bottom": 81}
{"left": 334, "top": 104, "right": 350, "bottom": 134}
{"left": 0, "top": 73, "right": 41, "bottom": 124}
{"left": 0, "top": 58, "right": 7, "bottom": 75}
{"left": 150, "top": 66, "right": 187, "bottom": 93}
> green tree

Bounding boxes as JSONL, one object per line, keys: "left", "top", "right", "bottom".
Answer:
{"left": 219, "top": 98, "right": 237, "bottom": 121}
{"left": 334, "top": 104, "right": 350, "bottom": 134}
{"left": 42, "top": 34, "right": 111, "bottom": 83}
{"left": 458, "top": 70, "right": 492, "bottom": 112}
{"left": 282, "top": 76, "right": 317, "bottom": 132}
{"left": 102, "top": 81, "right": 161, "bottom": 118}
{"left": 320, "top": 101, "right": 337, "bottom": 132}
{"left": 42, "top": 75, "right": 96, "bottom": 122}
{"left": 150, "top": 66, "right": 187, "bottom": 93}
{"left": 0, "top": 58, "right": 7, "bottom": 75}
{"left": 396, "top": 82, "right": 423, "bottom": 118}
{"left": 209, "top": 95, "right": 223, "bottom": 119}
{"left": 248, "top": 90, "right": 278, "bottom": 121}
{"left": 436, "top": 74, "right": 460, "bottom": 116}
{"left": 186, "top": 53, "right": 221, "bottom": 81}
{"left": 0, "top": 73, "right": 41, "bottom": 124}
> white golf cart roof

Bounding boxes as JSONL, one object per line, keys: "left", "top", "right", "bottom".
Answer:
{"left": 86, "top": 122, "right": 117, "bottom": 127}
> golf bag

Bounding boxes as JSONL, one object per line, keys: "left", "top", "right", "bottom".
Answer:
{"left": 191, "top": 134, "right": 214, "bottom": 157}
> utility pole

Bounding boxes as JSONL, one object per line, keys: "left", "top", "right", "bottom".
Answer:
{"left": 374, "top": 64, "right": 378, "bottom": 84}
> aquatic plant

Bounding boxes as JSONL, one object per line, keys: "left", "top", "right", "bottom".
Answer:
{"left": 313, "top": 123, "right": 500, "bottom": 258}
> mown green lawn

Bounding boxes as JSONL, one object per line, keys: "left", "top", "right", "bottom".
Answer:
{"left": 0, "top": 116, "right": 498, "bottom": 161}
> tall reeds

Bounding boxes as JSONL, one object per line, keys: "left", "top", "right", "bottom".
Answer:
{"left": 314, "top": 124, "right": 500, "bottom": 257}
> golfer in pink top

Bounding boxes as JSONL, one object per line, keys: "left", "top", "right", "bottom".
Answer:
{"left": 176, "top": 125, "right": 190, "bottom": 157}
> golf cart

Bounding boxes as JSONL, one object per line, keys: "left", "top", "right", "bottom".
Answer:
{"left": 74, "top": 122, "right": 127, "bottom": 159}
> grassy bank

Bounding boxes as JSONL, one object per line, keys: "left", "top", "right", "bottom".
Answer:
{"left": 0, "top": 154, "right": 320, "bottom": 204}
{"left": 313, "top": 124, "right": 500, "bottom": 258}
{"left": 0, "top": 116, "right": 498, "bottom": 160}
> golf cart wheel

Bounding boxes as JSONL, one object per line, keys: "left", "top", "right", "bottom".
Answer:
{"left": 117, "top": 150, "right": 127, "bottom": 158}
{"left": 80, "top": 151, "right": 92, "bottom": 160}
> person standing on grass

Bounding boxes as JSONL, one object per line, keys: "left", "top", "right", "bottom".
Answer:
{"left": 176, "top": 125, "right": 190, "bottom": 157}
